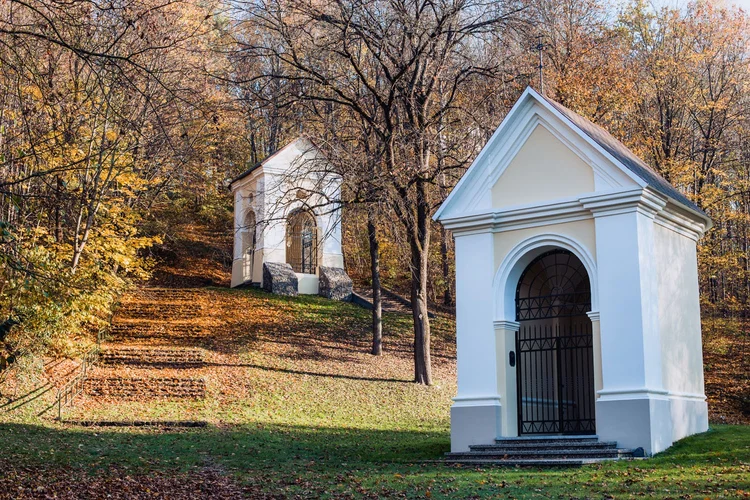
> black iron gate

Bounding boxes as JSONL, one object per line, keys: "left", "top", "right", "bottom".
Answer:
{"left": 287, "top": 210, "right": 318, "bottom": 274}
{"left": 515, "top": 323, "right": 596, "bottom": 434}
{"left": 515, "top": 249, "right": 596, "bottom": 435}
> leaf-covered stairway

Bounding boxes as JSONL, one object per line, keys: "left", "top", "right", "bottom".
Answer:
{"left": 83, "top": 288, "right": 210, "bottom": 406}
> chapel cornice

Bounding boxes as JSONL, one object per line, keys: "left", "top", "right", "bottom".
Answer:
{"left": 231, "top": 167, "right": 264, "bottom": 192}
{"left": 440, "top": 187, "right": 710, "bottom": 240}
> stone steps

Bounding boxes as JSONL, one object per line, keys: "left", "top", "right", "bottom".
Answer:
{"left": 115, "top": 303, "right": 202, "bottom": 320}
{"left": 85, "top": 287, "right": 214, "bottom": 401}
{"left": 446, "top": 448, "right": 637, "bottom": 461}
{"left": 442, "top": 458, "right": 621, "bottom": 467}
{"left": 85, "top": 376, "right": 206, "bottom": 400}
{"left": 109, "top": 322, "right": 206, "bottom": 341}
{"left": 469, "top": 441, "right": 619, "bottom": 451}
{"left": 444, "top": 436, "right": 644, "bottom": 467}
{"left": 100, "top": 347, "right": 205, "bottom": 367}
{"left": 130, "top": 288, "right": 207, "bottom": 301}
{"left": 495, "top": 435, "right": 600, "bottom": 444}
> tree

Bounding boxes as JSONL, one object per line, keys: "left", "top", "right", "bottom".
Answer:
{"left": 0, "top": 0, "right": 241, "bottom": 365}
{"left": 238, "top": 0, "right": 522, "bottom": 384}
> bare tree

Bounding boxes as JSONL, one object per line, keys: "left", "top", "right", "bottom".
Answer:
{"left": 237, "top": 0, "right": 522, "bottom": 384}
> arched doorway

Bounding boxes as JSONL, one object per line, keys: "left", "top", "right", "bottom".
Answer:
{"left": 286, "top": 209, "right": 318, "bottom": 274}
{"left": 515, "top": 249, "right": 595, "bottom": 435}
{"left": 242, "top": 211, "right": 257, "bottom": 281}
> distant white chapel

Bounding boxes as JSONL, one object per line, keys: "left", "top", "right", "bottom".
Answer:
{"left": 436, "top": 87, "right": 711, "bottom": 456}
{"left": 229, "top": 138, "right": 351, "bottom": 299}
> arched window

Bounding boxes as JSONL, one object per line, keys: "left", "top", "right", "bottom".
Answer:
{"left": 514, "top": 249, "right": 595, "bottom": 436}
{"left": 515, "top": 249, "right": 591, "bottom": 321}
{"left": 286, "top": 209, "right": 318, "bottom": 274}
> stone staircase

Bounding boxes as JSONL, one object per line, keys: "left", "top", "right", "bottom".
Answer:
{"left": 84, "top": 288, "right": 209, "bottom": 401}
{"left": 444, "top": 436, "right": 644, "bottom": 467}
{"left": 114, "top": 301, "right": 203, "bottom": 320}
{"left": 110, "top": 322, "right": 206, "bottom": 343}
{"left": 85, "top": 372, "right": 206, "bottom": 399}
{"left": 100, "top": 346, "right": 205, "bottom": 367}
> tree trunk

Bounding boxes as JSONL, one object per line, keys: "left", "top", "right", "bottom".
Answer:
{"left": 54, "top": 176, "right": 63, "bottom": 243}
{"left": 368, "top": 209, "right": 383, "bottom": 355}
{"left": 411, "top": 180, "right": 432, "bottom": 385}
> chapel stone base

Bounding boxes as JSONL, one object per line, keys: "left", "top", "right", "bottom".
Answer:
{"left": 595, "top": 395, "right": 674, "bottom": 456}
{"left": 450, "top": 403, "right": 502, "bottom": 453}
{"left": 451, "top": 396, "right": 708, "bottom": 456}
{"left": 318, "top": 266, "right": 353, "bottom": 301}
{"left": 262, "top": 262, "right": 298, "bottom": 296}
{"left": 669, "top": 398, "right": 709, "bottom": 443}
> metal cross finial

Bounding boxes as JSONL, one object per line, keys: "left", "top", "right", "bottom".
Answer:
{"left": 534, "top": 34, "right": 546, "bottom": 95}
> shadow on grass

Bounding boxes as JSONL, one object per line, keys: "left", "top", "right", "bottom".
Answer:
{"left": 4, "top": 422, "right": 747, "bottom": 474}
{"left": 1, "top": 423, "right": 747, "bottom": 498}
{"left": 0, "top": 421, "right": 449, "bottom": 474}
{"left": 205, "top": 362, "right": 413, "bottom": 384}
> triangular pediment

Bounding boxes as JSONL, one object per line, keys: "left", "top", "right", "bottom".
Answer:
{"left": 230, "top": 137, "right": 324, "bottom": 190}
{"left": 490, "top": 123, "right": 597, "bottom": 209}
{"left": 435, "top": 88, "right": 646, "bottom": 220}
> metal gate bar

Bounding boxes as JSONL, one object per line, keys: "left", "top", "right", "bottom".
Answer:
{"left": 515, "top": 322, "right": 596, "bottom": 435}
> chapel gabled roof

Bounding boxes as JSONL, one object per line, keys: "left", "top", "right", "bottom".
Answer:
{"left": 435, "top": 87, "right": 708, "bottom": 221}
{"left": 537, "top": 93, "right": 705, "bottom": 216}
{"left": 229, "top": 137, "right": 310, "bottom": 189}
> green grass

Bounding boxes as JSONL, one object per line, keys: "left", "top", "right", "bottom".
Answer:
{"left": 0, "top": 422, "right": 747, "bottom": 498}
{"left": 1, "top": 287, "right": 748, "bottom": 498}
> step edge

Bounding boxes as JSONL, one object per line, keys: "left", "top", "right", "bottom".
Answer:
{"left": 495, "top": 435, "right": 599, "bottom": 441}
{"left": 446, "top": 449, "right": 636, "bottom": 457}
{"left": 471, "top": 442, "right": 618, "bottom": 449}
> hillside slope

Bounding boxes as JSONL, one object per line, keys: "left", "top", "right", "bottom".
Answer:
{"left": 68, "top": 215, "right": 456, "bottom": 427}
{"left": 79, "top": 216, "right": 746, "bottom": 426}
{"left": 0, "top": 218, "right": 748, "bottom": 498}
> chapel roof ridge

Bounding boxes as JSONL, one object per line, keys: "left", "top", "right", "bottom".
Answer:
{"left": 229, "top": 136, "right": 314, "bottom": 188}
{"left": 530, "top": 87, "right": 706, "bottom": 217}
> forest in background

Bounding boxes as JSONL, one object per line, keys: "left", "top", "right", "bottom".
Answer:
{"left": 0, "top": 0, "right": 747, "bottom": 390}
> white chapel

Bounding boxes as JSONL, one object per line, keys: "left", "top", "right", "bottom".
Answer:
{"left": 435, "top": 87, "right": 712, "bottom": 456}
{"left": 229, "top": 137, "right": 347, "bottom": 296}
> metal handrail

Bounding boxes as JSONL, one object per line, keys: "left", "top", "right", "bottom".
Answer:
{"left": 53, "top": 304, "right": 116, "bottom": 421}
{"left": 55, "top": 347, "right": 99, "bottom": 421}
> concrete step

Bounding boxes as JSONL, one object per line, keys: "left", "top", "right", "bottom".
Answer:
{"left": 446, "top": 448, "right": 637, "bottom": 460}
{"left": 442, "top": 457, "right": 628, "bottom": 467}
{"left": 109, "top": 322, "right": 206, "bottom": 341}
{"left": 130, "top": 288, "right": 207, "bottom": 301}
{"left": 444, "top": 436, "right": 645, "bottom": 466}
{"left": 470, "top": 441, "right": 618, "bottom": 451}
{"left": 494, "top": 435, "right": 600, "bottom": 445}
{"left": 115, "top": 303, "right": 202, "bottom": 320}
{"left": 100, "top": 347, "right": 205, "bottom": 367}
{"left": 85, "top": 376, "right": 206, "bottom": 400}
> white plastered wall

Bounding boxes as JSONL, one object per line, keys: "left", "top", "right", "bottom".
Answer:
{"left": 654, "top": 223, "right": 709, "bottom": 442}
{"left": 231, "top": 175, "right": 265, "bottom": 287}
{"left": 493, "top": 220, "right": 596, "bottom": 270}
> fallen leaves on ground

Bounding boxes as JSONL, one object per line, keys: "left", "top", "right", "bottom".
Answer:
{"left": 0, "top": 463, "right": 279, "bottom": 500}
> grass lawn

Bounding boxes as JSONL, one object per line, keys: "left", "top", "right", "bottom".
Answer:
{"left": 1, "top": 287, "right": 748, "bottom": 499}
